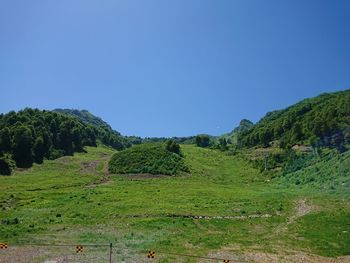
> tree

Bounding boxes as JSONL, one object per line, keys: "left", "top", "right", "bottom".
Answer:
{"left": 259, "top": 129, "right": 272, "bottom": 147}
{"left": 0, "top": 154, "right": 15, "bottom": 175}
{"left": 12, "top": 125, "right": 33, "bottom": 168}
{"left": 195, "top": 135, "right": 210, "bottom": 147}
{"left": 33, "top": 136, "right": 45, "bottom": 164}
{"left": 72, "top": 127, "right": 82, "bottom": 151}
{"left": 218, "top": 137, "right": 228, "bottom": 150}
{"left": 291, "top": 122, "right": 303, "bottom": 142}
{"left": 0, "top": 127, "right": 12, "bottom": 153}
{"left": 166, "top": 139, "right": 181, "bottom": 155}
{"left": 58, "top": 121, "right": 73, "bottom": 155}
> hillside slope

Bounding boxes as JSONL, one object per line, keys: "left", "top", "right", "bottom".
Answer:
{"left": 238, "top": 90, "right": 350, "bottom": 149}
{"left": 0, "top": 145, "right": 349, "bottom": 262}
{"left": 0, "top": 108, "right": 98, "bottom": 171}
{"left": 220, "top": 119, "right": 254, "bottom": 144}
{"left": 280, "top": 149, "right": 350, "bottom": 191}
{"left": 0, "top": 108, "right": 133, "bottom": 174}
{"left": 54, "top": 108, "right": 142, "bottom": 147}
{"left": 54, "top": 109, "right": 113, "bottom": 130}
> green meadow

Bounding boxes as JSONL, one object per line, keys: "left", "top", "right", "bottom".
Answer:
{"left": 0, "top": 144, "right": 349, "bottom": 262}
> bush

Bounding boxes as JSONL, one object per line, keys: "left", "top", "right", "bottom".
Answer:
{"left": 0, "top": 155, "right": 16, "bottom": 175}
{"left": 165, "top": 140, "right": 181, "bottom": 155}
{"left": 48, "top": 148, "right": 65, "bottom": 160}
{"left": 195, "top": 134, "right": 211, "bottom": 147}
{"left": 109, "top": 143, "right": 189, "bottom": 175}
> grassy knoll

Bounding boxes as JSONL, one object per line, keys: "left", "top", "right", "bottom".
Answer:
{"left": 0, "top": 145, "right": 349, "bottom": 262}
{"left": 108, "top": 143, "right": 188, "bottom": 175}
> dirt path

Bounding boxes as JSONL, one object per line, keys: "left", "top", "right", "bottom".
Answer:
{"left": 274, "top": 198, "right": 316, "bottom": 235}
{"left": 287, "top": 199, "right": 315, "bottom": 225}
{"left": 82, "top": 154, "right": 114, "bottom": 188}
{"left": 109, "top": 213, "right": 274, "bottom": 220}
{"left": 80, "top": 161, "right": 101, "bottom": 174}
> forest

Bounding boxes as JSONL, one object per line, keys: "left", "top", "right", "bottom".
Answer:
{"left": 238, "top": 90, "right": 350, "bottom": 150}
{"left": 0, "top": 108, "right": 129, "bottom": 174}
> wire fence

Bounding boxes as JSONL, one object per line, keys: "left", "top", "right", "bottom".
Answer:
{"left": 0, "top": 242, "right": 247, "bottom": 262}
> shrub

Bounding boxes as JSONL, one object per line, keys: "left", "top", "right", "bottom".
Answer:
{"left": 165, "top": 140, "right": 181, "bottom": 155}
{"left": 109, "top": 143, "right": 189, "bottom": 175}
{"left": 0, "top": 154, "right": 16, "bottom": 175}
{"left": 195, "top": 134, "right": 211, "bottom": 147}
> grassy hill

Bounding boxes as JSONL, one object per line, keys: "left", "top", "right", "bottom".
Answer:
{"left": 108, "top": 142, "right": 189, "bottom": 175}
{"left": 0, "top": 145, "right": 349, "bottom": 262}
{"left": 280, "top": 148, "right": 350, "bottom": 189}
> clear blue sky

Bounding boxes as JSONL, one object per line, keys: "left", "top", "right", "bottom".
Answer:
{"left": 1, "top": 1, "right": 349, "bottom": 137}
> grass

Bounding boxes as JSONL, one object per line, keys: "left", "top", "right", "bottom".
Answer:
{"left": 0, "top": 144, "right": 349, "bottom": 262}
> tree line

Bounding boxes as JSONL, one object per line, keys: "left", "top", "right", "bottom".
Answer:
{"left": 238, "top": 90, "right": 350, "bottom": 150}
{"left": 0, "top": 108, "right": 130, "bottom": 174}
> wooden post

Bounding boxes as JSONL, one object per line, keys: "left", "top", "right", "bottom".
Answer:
{"left": 109, "top": 243, "right": 112, "bottom": 263}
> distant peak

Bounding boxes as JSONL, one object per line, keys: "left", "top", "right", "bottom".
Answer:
{"left": 239, "top": 119, "right": 254, "bottom": 126}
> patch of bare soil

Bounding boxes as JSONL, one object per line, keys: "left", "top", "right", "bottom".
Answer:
{"left": 288, "top": 199, "right": 315, "bottom": 225}
{"left": 0, "top": 246, "right": 47, "bottom": 263}
{"left": 0, "top": 246, "right": 109, "bottom": 263}
{"left": 15, "top": 167, "right": 32, "bottom": 173}
{"left": 84, "top": 161, "right": 113, "bottom": 188}
{"left": 109, "top": 213, "right": 274, "bottom": 220}
{"left": 80, "top": 161, "right": 100, "bottom": 174}
{"left": 242, "top": 252, "right": 350, "bottom": 263}
{"left": 121, "top": 173, "right": 170, "bottom": 179}
{"left": 56, "top": 156, "right": 72, "bottom": 164}
{"left": 274, "top": 198, "right": 316, "bottom": 235}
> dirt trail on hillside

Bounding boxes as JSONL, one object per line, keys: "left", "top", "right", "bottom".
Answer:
{"left": 288, "top": 199, "right": 315, "bottom": 225}
{"left": 79, "top": 152, "right": 113, "bottom": 187}
{"left": 80, "top": 160, "right": 101, "bottom": 174}
{"left": 274, "top": 198, "right": 316, "bottom": 235}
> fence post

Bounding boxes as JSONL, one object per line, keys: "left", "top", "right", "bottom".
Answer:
{"left": 109, "top": 243, "right": 113, "bottom": 263}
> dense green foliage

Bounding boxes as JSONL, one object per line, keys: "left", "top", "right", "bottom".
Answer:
{"left": 54, "top": 109, "right": 112, "bottom": 128}
{"left": 0, "top": 108, "right": 146, "bottom": 174}
{"left": 0, "top": 108, "right": 100, "bottom": 171}
{"left": 219, "top": 119, "right": 254, "bottom": 145}
{"left": 54, "top": 108, "right": 142, "bottom": 148}
{"left": 238, "top": 90, "right": 350, "bottom": 149}
{"left": 165, "top": 139, "right": 181, "bottom": 155}
{"left": 143, "top": 136, "right": 195, "bottom": 144}
{"left": 280, "top": 149, "right": 350, "bottom": 189}
{"left": 195, "top": 134, "right": 211, "bottom": 147}
{"left": 108, "top": 143, "right": 189, "bottom": 175}
{"left": 0, "top": 154, "right": 15, "bottom": 175}
{"left": 232, "top": 119, "right": 254, "bottom": 134}
{"left": 217, "top": 137, "right": 228, "bottom": 150}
